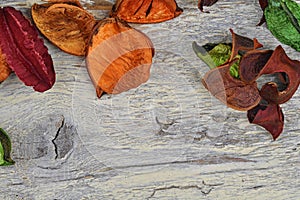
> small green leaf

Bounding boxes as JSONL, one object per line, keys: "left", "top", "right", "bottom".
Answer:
{"left": 0, "top": 128, "right": 14, "bottom": 166}
{"left": 193, "top": 42, "right": 240, "bottom": 78}
{"left": 265, "top": 0, "right": 300, "bottom": 51}
{"left": 192, "top": 41, "right": 216, "bottom": 69}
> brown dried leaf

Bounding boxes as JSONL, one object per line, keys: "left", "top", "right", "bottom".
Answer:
{"left": 110, "top": 0, "right": 183, "bottom": 23}
{"left": 31, "top": 2, "right": 96, "bottom": 56}
{"left": 202, "top": 59, "right": 261, "bottom": 111}
{"left": 86, "top": 18, "right": 154, "bottom": 98}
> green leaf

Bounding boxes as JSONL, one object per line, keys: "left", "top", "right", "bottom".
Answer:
{"left": 0, "top": 128, "right": 14, "bottom": 166}
{"left": 193, "top": 42, "right": 240, "bottom": 78}
{"left": 265, "top": 0, "right": 300, "bottom": 51}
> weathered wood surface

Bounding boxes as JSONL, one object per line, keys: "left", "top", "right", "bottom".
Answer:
{"left": 1, "top": 0, "right": 300, "bottom": 199}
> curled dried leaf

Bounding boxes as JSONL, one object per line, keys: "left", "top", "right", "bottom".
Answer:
{"left": 31, "top": 2, "right": 96, "bottom": 56}
{"left": 110, "top": 0, "right": 183, "bottom": 23}
{"left": 202, "top": 59, "right": 261, "bottom": 111}
{"left": 86, "top": 18, "right": 154, "bottom": 98}
{"left": 0, "top": 7, "right": 55, "bottom": 92}
{"left": 0, "top": 49, "right": 11, "bottom": 83}
{"left": 247, "top": 103, "right": 284, "bottom": 140}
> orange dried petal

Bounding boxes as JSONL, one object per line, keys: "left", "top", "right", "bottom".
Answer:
{"left": 86, "top": 18, "right": 154, "bottom": 97}
{"left": 0, "top": 49, "right": 11, "bottom": 83}
{"left": 31, "top": 3, "right": 96, "bottom": 56}
{"left": 110, "top": 0, "right": 183, "bottom": 23}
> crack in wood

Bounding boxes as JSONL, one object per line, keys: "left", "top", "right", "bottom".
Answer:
{"left": 146, "top": 181, "right": 223, "bottom": 199}
{"left": 52, "top": 116, "right": 65, "bottom": 160}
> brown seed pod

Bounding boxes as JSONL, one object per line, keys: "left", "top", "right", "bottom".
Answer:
{"left": 0, "top": 49, "right": 11, "bottom": 83}
{"left": 86, "top": 18, "right": 154, "bottom": 98}
{"left": 110, "top": 0, "right": 183, "bottom": 23}
{"left": 31, "top": 2, "right": 96, "bottom": 56}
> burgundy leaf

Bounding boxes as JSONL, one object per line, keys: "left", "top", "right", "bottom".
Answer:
{"left": 239, "top": 49, "right": 273, "bottom": 83}
{"left": 0, "top": 7, "right": 55, "bottom": 92}
{"left": 247, "top": 103, "right": 284, "bottom": 140}
{"left": 258, "top": 45, "right": 300, "bottom": 104}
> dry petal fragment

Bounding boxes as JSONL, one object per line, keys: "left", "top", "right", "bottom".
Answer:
{"left": 247, "top": 103, "right": 284, "bottom": 140}
{"left": 110, "top": 0, "right": 183, "bottom": 23}
{"left": 0, "top": 7, "right": 55, "bottom": 92}
{"left": 198, "top": 0, "right": 218, "bottom": 12}
{"left": 31, "top": 2, "right": 96, "bottom": 56}
{"left": 0, "top": 49, "right": 11, "bottom": 83}
{"left": 86, "top": 18, "right": 154, "bottom": 97}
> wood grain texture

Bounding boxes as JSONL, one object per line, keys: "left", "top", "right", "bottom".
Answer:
{"left": 0, "top": 0, "right": 300, "bottom": 199}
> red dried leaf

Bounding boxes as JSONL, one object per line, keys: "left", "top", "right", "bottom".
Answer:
{"left": 198, "top": 0, "right": 218, "bottom": 12}
{"left": 110, "top": 0, "right": 183, "bottom": 23}
{"left": 202, "top": 59, "right": 261, "bottom": 111}
{"left": 247, "top": 103, "right": 284, "bottom": 140}
{"left": 86, "top": 18, "right": 154, "bottom": 98}
{"left": 0, "top": 7, "right": 55, "bottom": 92}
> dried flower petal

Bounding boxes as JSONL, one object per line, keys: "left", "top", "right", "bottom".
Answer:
{"left": 110, "top": 0, "right": 183, "bottom": 23}
{"left": 86, "top": 18, "right": 154, "bottom": 97}
{"left": 247, "top": 103, "right": 284, "bottom": 140}
{"left": 202, "top": 59, "right": 261, "bottom": 111}
{"left": 0, "top": 7, "right": 55, "bottom": 92}
{"left": 0, "top": 49, "right": 11, "bottom": 83}
{"left": 31, "top": 2, "right": 96, "bottom": 56}
{"left": 257, "top": 45, "right": 300, "bottom": 104}
{"left": 239, "top": 49, "right": 273, "bottom": 83}
{"left": 229, "top": 29, "right": 263, "bottom": 61}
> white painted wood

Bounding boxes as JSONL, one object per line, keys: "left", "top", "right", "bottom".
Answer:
{"left": 0, "top": 0, "right": 299, "bottom": 199}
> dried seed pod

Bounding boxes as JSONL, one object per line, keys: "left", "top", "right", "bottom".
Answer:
{"left": 0, "top": 49, "right": 11, "bottom": 83}
{"left": 31, "top": 2, "right": 96, "bottom": 56}
{"left": 0, "top": 7, "right": 55, "bottom": 92}
{"left": 110, "top": 0, "right": 183, "bottom": 23}
{"left": 86, "top": 18, "right": 154, "bottom": 97}
{"left": 202, "top": 59, "right": 261, "bottom": 111}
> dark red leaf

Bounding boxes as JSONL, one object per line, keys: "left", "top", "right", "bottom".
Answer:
{"left": 247, "top": 103, "right": 284, "bottom": 140}
{"left": 239, "top": 49, "right": 273, "bottom": 83}
{"left": 258, "top": 45, "right": 300, "bottom": 104}
{"left": 0, "top": 7, "right": 55, "bottom": 92}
